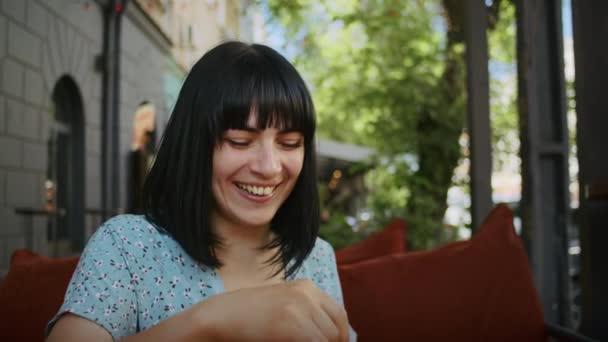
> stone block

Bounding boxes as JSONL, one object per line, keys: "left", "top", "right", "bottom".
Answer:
{"left": 0, "top": 14, "right": 6, "bottom": 58}
{"left": 41, "top": 46, "right": 54, "bottom": 95}
{"left": 2, "top": 57, "right": 24, "bottom": 98}
{"left": 26, "top": 0, "right": 47, "bottom": 37}
{"left": 0, "top": 0, "right": 25, "bottom": 23}
{"left": 24, "top": 68, "right": 45, "bottom": 106}
{"left": 0, "top": 95, "right": 5, "bottom": 132}
{"left": 0, "top": 135, "right": 21, "bottom": 167}
{"left": 0, "top": 169, "right": 5, "bottom": 205}
{"left": 23, "top": 104, "right": 40, "bottom": 140}
{"left": 86, "top": 125, "right": 100, "bottom": 154}
{"left": 34, "top": 173, "right": 45, "bottom": 207}
{"left": 8, "top": 21, "right": 41, "bottom": 67}
{"left": 6, "top": 170, "right": 39, "bottom": 207}
{"left": 38, "top": 108, "right": 51, "bottom": 142}
{"left": 0, "top": 205, "right": 22, "bottom": 235}
{"left": 90, "top": 76, "right": 101, "bottom": 101}
{"left": 86, "top": 154, "right": 100, "bottom": 208}
{"left": 7, "top": 99, "right": 39, "bottom": 140}
{"left": 73, "top": 41, "right": 87, "bottom": 81}
{"left": 66, "top": 25, "right": 78, "bottom": 68}
{"left": 79, "top": 78, "right": 92, "bottom": 111}
{"left": 31, "top": 215, "right": 49, "bottom": 255}
{"left": 23, "top": 141, "right": 46, "bottom": 171}
{"left": 4, "top": 235, "right": 27, "bottom": 262}
{"left": 0, "top": 241, "right": 6, "bottom": 274}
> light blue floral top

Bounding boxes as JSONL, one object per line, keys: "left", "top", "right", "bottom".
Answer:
{"left": 46, "top": 214, "right": 346, "bottom": 340}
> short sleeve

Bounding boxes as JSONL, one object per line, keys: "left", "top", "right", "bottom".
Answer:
{"left": 310, "top": 238, "right": 344, "bottom": 306}
{"left": 46, "top": 217, "right": 138, "bottom": 340}
{"left": 309, "top": 239, "right": 357, "bottom": 341}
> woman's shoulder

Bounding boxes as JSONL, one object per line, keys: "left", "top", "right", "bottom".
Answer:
{"left": 296, "top": 237, "right": 337, "bottom": 275}
{"left": 83, "top": 214, "right": 167, "bottom": 255}
{"left": 294, "top": 237, "right": 343, "bottom": 304}
{"left": 310, "top": 237, "right": 336, "bottom": 261}
{"left": 95, "top": 214, "right": 164, "bottom": 238}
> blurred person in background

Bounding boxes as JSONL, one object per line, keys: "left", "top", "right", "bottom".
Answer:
{"left": 127, "top": 101, "right": 156, "bottom": 214}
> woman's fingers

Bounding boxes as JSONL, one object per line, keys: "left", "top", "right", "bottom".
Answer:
{"left": 201, "top": 280, "right": 350, "bottom": 341}
{"left": 317, "top": 291, "right": 349, "bottom": 342}
{"left": 289, "top": 280, "right": 349, "bottom": 342}
{"left": 311, "top": 304, "right": 340, "bottom": 342}
{"left": 296, "top": 308, "right": 329, "bottom": 342}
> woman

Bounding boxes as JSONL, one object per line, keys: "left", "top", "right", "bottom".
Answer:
{"left": 46, "top": 41, "right": 353, "bottom": 341}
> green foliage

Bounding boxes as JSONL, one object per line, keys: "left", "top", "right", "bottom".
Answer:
{"left": 488, "top": 0, "right": 518, "bottom": 173}
{"left": 267, "top": 0, "right": 443, "bottom": 149}
{"left": 318, "top": 213, "right": 361, "bottom": 250}
{"left": 264, "top": 0, "right": 515, "bottom": 250}
{"left": 263, "top": 0, "right": 457, "bottom": 250}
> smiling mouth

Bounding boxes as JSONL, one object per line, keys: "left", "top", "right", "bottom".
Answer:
{"left": 235, "top": 183, "right": 278, "bottom": 197}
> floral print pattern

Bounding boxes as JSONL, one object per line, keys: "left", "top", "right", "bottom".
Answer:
{"left": 46, "top": 215, "right": 344, "bottom": 340}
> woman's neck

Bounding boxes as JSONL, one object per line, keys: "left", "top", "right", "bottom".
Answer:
{"left": 211, "top": 212, "right": 277, "bottom": 268}
{"left": 211, "top": 213, "right": 284, "bottom": 291}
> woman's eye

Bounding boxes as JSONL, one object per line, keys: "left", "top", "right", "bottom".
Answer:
{"left": 226, "top": 139, "right": 251, "bottom": 147}
{"left": 280, "top": 140, "right": 303, "bottom": 148}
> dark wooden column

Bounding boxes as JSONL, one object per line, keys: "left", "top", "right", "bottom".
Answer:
{"left": 571, "top": 0, "right": 608, "bottom": 339}
{"left": 464, "top": 0, "right": 493, "bottom": 232}
{"left": 515, "top": 0, "right": 572, "bottom": 326}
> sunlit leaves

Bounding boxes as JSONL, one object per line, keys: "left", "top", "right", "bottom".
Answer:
{"left": 264, "top": 0, "right": 516, "bottom": 250}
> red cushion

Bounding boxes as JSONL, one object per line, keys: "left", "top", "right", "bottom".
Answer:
{"left": 338, "top": 205, "right": 545, "bottom": 341}
{"left": 336, "top": 218, "right": 406, "bottom": 265}
{"left": 0, "top": 249, "right": 79, "bottom": 342}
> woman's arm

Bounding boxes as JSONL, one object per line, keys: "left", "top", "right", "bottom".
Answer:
{"left": 47, "top": 279, "right": 348, "bottom": 342}
{"left": 46, "top": 314, "right": 112, "bottom": 342}
{"left": 47, "top": 302, "right": 212, "bottom": 342}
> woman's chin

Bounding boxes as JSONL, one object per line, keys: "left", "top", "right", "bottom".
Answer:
{"left": 240, "top": 217, "right": 273, "bottom": 229}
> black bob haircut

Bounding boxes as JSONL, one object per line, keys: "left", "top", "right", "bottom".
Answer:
{"left": 143, "top": 41, "right": 320, "bottom": 278}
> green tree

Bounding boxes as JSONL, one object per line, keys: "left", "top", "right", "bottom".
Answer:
{"left": 264, "top": 0, "right": 512, "bottom": 250}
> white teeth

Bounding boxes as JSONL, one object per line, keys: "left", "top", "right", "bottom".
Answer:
{"left": 237, "top": 183, "right": 275, "bottom": 197}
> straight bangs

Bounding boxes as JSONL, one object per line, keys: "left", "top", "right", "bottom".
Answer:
{"left": 214, "top": 45, "right": 315, "bottom": 142}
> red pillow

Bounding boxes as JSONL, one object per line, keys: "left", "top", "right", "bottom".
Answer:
{"left": 0, "top": 249, "right": 79, "bottom": 342}
{"left": 338, "top": 205, "right": 545, "bottom": 341}
{"left": 336, "top": 218, "right": 406, "bottom": 265}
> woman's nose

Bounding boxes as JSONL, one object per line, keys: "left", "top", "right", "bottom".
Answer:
{"left": 250, "top": 144, "right": 281, "bottom": 177}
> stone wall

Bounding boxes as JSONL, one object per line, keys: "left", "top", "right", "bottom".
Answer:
{"left": 0, "top": 0, "right": 177, "bottom": 275}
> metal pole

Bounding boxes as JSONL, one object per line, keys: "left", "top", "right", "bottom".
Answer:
{"left": 464, "top": 0, "right": 493, "bottom": 232}
{"left": 572, "top": 0, "right": 608, "bottom": 338}
{"left": 515, "top": 0, "right": 572, "bottom": 327}
{"left": 100, "top": 0, "right": 114, "bottom": 221}
{"left": 100, "top": 0, "right": 128, "bottom": 220}
{"left": 112, "top": 0, "right": 127, "bottom": 215}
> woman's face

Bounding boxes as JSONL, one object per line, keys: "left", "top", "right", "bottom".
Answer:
{"left": 211, "top": 115, "right": 305, "bottom": 230}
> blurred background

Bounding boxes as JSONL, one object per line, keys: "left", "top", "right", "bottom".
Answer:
{"left": 0, "top": 0, "right": 606, "bottom": 339}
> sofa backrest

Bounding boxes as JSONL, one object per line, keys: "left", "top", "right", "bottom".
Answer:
{"left": 336, "top": 218, "right": 406, "bottom": 265}
{"left": 0, "top": 250, "right": 79, "bottom": 342}
{"left": 338, "top": 204, "right": 546, "bottom": 341}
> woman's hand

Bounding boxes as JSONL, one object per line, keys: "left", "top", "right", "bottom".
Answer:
{"left": 47, "top": 279, "right": 349, "bottom": 342}
{"left": 197, "top": 279, "right": 350, "bottom": 342}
